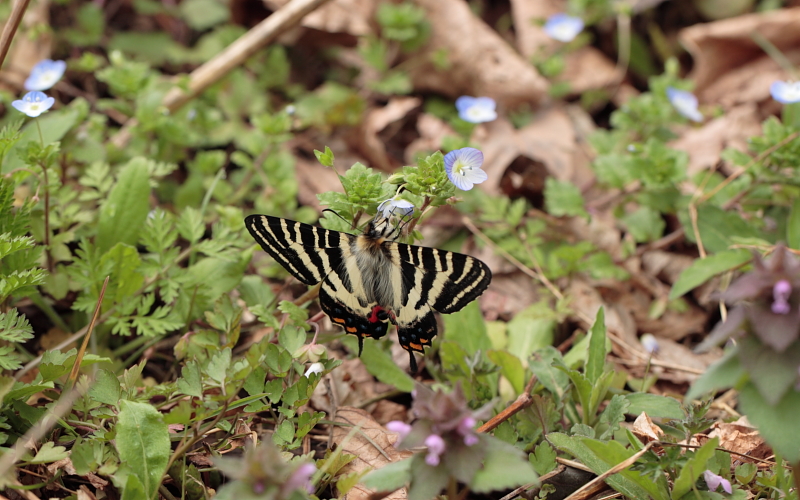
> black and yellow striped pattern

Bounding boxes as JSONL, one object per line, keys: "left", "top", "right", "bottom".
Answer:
{"left": 245, "top": 215, "right": 492, "bottom": 370}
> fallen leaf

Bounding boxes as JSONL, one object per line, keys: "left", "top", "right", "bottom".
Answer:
{"left": 262, "top": 0, "right": 376, "bottom": 36}
{"left": 332, "top": 407, "right": 412, "bottom": 499}
{"left": 349, "top": 97, "right": 422, "bottom": 172}
{"left": 408, "top": 0, "right": 549, "bottom": 106}
{"left": 632, "top": 412, "right": 664, "bottom": 442}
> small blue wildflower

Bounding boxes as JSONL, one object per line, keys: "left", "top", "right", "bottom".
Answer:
{"left": 544, "top": 13, "right": 584, "bottom": 42}
{"left": 666, "top": 87, "right": 703, "bottom": 122}
{"left": 24, "top": 59, "right": 66, "bottom": 91}
{"left": 703, "top": 470, "right": 732, "bottom": 494}
{"left": 455, "top": 96, "right": 497, "bottom": 123}
{"left": 11, "top": 91, "right": 55, "bottom": 118}
{"left": 770, "top": 80, "right": 800, "bottom": 104}
{"left": 378, "top": 196, "right": 414, "bottom": 219}
{"left": 444, "top": 147, "right": 487, "bottom": 191}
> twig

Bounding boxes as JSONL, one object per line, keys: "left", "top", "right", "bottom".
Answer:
{"left": 477, "top": 375, "right": 537, "bottom": 434}
{"left": 563, "top": 441, "right": 656, "bottom": 500}
{"left": 110, "top": 0, "right": 334, "bottom": 149}
{"left": 0, "top": 0, "right": 32, "bottom": 70}
{"left": 67, "top": 276, "right": 109, "bottom": 385}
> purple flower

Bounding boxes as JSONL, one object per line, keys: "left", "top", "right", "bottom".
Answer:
{"left": 282, "top": 462, "right": 316, "bottom": 494}
{"left": 770, "top": 80, "right": 800, "bottom": 104}
{"left": 704, "top": 470, "right": 732, "bottom": 494}
{"left": 386, "top": 421, "right": 413, "bottom": 439}
{"left": 444, "top": 147, "right": 488, "bottom": 191}
{"left": 667, "top": 87, "right": 703, "bottom": 122}
{"left": 11, "top": 91, "right": 55, "bottom": 118}
{"left": 455, "top": 96, "right": 497, "bottom": 123}
{"left": 24, "top": 59, "right": 66, "bottom": 91}
{"left": 456, "top": 416, "right": 479, "bottom": 446}
{"left": 772, "top": 279, "right": 792, "bottom": 314}
{"left": 424, "top": 434, "right": 446, "bottom": 466}
{"left": 377, "top": 196, "right": 414, "bottom": 219}
{"left": 544, "top": 13, "right": 584, "bottom": 42}
{"left": 640, "top": 333, "right": 660, "bottom": 354}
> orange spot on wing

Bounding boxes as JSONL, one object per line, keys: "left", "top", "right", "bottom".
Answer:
{"left": 333, "top": 318, "right": 345, "bottom": 324}
{"left": 346, "top": 327, "right": 358, "bottom": 333}
{"left": 409, "top": 343, "right": 423, "bottom": 351}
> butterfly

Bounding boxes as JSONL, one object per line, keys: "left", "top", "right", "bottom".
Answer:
{"left": 245, "top": 214, "right": 492, "bottom": 371}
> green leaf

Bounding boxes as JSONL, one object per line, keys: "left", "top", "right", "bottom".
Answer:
{"left": 671, "top": 437, "right": 719, "bottom": 499}
{"left": 314, "top": 146, "right": 335, "bottom": 167}
{"left": 582, "top": 438, "right": 670, "bottom": 500}
{"left": 177, "top": 360, "right": 203, "bottom": 398}
{"left": 360, "top": 341, "right": 415, "bottom": 392}
{"left": 547, "top": 432, "right": 655, "bottom": 499}
{"left": 624, "top": 393, "right": 684, "bottom": 419}
{"left": 179, "top": 0, "right": 229, "bottom": 30}
{"left": 120, "top": 473, "right": 147, "bottom": 500}
{"left": 362, "top": 457, "right": 412, "bottom": 491}
{"left": 28, "top": 442, "right": 69, "bottom": 464}
{"left": 487, "top": 350, "right": 525, "bottom": 394}
{"left": 620, "top": 206, "right": 665, "bottom": 243}
{"left": 598, "top": 394, "right": 631, "bottom": 440}
{"left": 100, "top": 243, "right": 144, "bottom": 306}
{"left": 97, "top": 157, "right": 151, "bottom": 253}
{"left": 442, "top": 300, "right": 491, "bottom": 356}
{"left": 206, "top": 348, "right": 232, "bottom": 384}
{"left": 115, "top": 400, "right": 170, "bottom": 499}
{"left": 679, "top": 205, "right": 762, "bottom": 254}
{"left": 2, "top": 106, "right": 81, "bottom": 174}
{"left": 686, "top": 348, "right": 744, "bottom": 402}
{"left": 739, "top": 382, "right": 800, "bottom": 463}
{"left": 544, "top": 178, "right": 587, "bottom": 218}
{"left": 530, "top": 441, "right": 557, "bottom": 475}
{"left": 506, "top": 302, "right": 556, "bottom": 362}
{"left": 788, "top": 198, "right": 800, "bottom": 250}
{"left": 89, "top": 369, "right": 121, "bottom": 406}
{"left": 470, "top": 438, "right": 539, "bottom": 492}
{"left": 669, "top": 249, "right": 752, "bottom": 299}
{"left": 585, "top": 307, "right": 606, "bottom": 385}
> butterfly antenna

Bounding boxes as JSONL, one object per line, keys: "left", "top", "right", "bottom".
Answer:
{"left": 322, "top": 208, "right": 349, "bottom": 224}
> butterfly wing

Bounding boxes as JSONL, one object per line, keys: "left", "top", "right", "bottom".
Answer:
{"left": 246, "top": 215, "right": 388, "bottom": 349}
{"left": 388, "top": 241, "right": 492, "bottom": 354}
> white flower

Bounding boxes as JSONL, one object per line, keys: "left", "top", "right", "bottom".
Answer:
{"left": 377, "top": 196, "right": 414, "bottom": 219}
{"left": 640, "top": 333, "right": 659, "bottom": 355}
{"left": 770, "top": 80, "right": 800, "bottom": 104}
{"left": 25, "top": 59, "right": 66, "bottom": 91}
{"left": 455, "top": 96, "right": 497, "bottom": 123}
{"left": 303, "top": 362, "right": 324, "bottom": 377}
{"left": 666, "top": 87, "right": 703, "bottom": 122}
{"left": 11, "top": 91, "right": 55, "bottom": 118}
{"left": 444, "top": 147, "right": 488, "bottom": 191}
{"left": 544, "top": 14, "right": 584, "bottom": 42}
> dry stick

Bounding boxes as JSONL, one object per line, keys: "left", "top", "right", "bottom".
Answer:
{"left": 0, "top": 0, "right": 32, "bottom": 70}
{"left": 477, "top": 375, "right": 537, "bottom": 434}
{"left": 562, "top": 441, "right": 657, "bottom": 500}
{"left": 109, "top": 0, "right": 334, "bottom": 149}
{"left": 67, "top": 276, "right": 109, "bottom": 385}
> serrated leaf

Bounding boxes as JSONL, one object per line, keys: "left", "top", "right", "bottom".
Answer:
{"left": 206, "top": 348, "right": 231, "bottom": 384}
{"left": 530, "top": 441, "right": 557, "bottom": 475}
{"left": 581, "top": 438, "right": 670, "bottom": 500}
{"left": 544, "top": 178, "right": 587, "bottom": 217}
{"left": 115, "top": 401, "right": 170, "bottom": 499}
{"left": 361, "top": 457, "right": 412, "bottom": 491}
{"left": 97, "top": 157, "right": 151, "bottom": 253}
{"left": 598, "top": 394, "right": 630, "bottom": 439}
{"left": 0, "top": 233, "right": 35, "bottom": 260}
{"left": 177, "top": 361, "right": 203, "bottom": 398}
{"left": 624, "top": 393, "right": 683, "bottom": 419}
{"left": 176, "top": 206, "right": 205, "bottom": 244}
{"left": 89, "top": 369, "right": 121, "bottom": 405}
{"left": 487, "top": 350, "right": 525, "bottom": 394}
{"left": 470, "top": 438, "right": 538, "bottom": 492}
{"left": 669, "top": 249, "right": 752, "bottom": 299}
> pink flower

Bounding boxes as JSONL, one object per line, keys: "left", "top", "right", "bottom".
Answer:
{"left": 386, "top": 421, "right": 413, "bottom": 439}
{"left": 424, "top": 434, "right": 446, "bottom": 466}
{"left": 704, "top": 470, "right": 732, "bottom": 494}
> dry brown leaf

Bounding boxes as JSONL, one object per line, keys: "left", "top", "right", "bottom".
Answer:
{"left": 333, "top": 407, "right": 412, "bottom": 499}
{"left": 309, "top": 358, "right": 397, "bottom": 414}
{"left": 670, "top": 104, "right": 762, "bottom": 177}
{"left": 631, "top": 412, "right": 664, "bottom": 442}
{"left": 349, "top": 97, "right": 422, "bottom": 172}
{"left": 640, "top": 337, "right": 721, "bottom": 384}
{"left": 262, "top": 0, "right": 376, "bottom": 36}
{"left": 295, "top": 156, "right": 345, "bottom": 211}
{"left": 509, "top": 0, "right": 563, "bottom": 57}
{"left": 681, "top": 8, "right": 800, "bottom": 100}
{"left": 77, "top": 485, "right": 98, "bottom": 500}
{"left": 408, "top": 0, "right": 549, "bottom": 106}
{"left": 708, "top": 416, "right": 772, "bottom": 463}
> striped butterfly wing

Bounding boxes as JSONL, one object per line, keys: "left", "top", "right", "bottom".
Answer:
{"left": 244, "top": 215, "right": 390, "bottom": 347}
{"left": 389, "top": 241, "right": 492, "bottom": 357}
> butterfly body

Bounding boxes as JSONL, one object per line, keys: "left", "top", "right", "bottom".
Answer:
{"left": 245, "top": 215, "right": 492, "bottom": 370}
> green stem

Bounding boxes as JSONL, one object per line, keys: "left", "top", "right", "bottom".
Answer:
{"left": 752, "top": 31, "right": 799, "bottom": 80}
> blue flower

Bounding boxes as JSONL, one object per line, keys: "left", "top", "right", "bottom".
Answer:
{"left": 11, "top": 91, "right": 55, "bottom": 117}
{"left": 666, "top": 87, "right": 703, "bottom": 122}
{"left": 770, "top": 80, "right": 800, "bottom": 104}
{"left": 378, "top": 196, "right": 414, "bottom": 218}
{"left": 640, "top": 333, "right": 659, "bottom": 354}
{"left": 455, "top": 96, "right": 497, "bottom": 123}
{"left": 24, "top": 59, "right": 66, "bottom": 91}
{"left": 444, "top": 147, "right": 487, "bottom": 191}
{"left": 544, "top": 13, "right": 584, "bottom": 42}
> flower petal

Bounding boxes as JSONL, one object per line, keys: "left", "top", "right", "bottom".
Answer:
{"left": 464, "top": 167, "right": 488, "bottom": 185}
{"left": 544, "top": 13, "right": 584, "bottom": 42}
